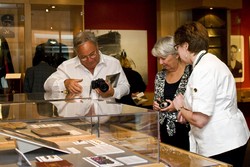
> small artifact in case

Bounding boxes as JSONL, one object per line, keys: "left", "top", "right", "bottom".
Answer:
{"left": 36, "top": 160, "right": 73, "bottom": 167}
{"left": 31, "top": 127, "right": 70, "bottom": 137}
{"left": 0, "top": 122, "right": 27, "bottom": 130}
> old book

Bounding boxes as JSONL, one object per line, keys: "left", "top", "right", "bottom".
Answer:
{"left": 36, "top": 160, "right": 73, "bottom": 167}
{"left": 31, "top": 127, "right": 70, "bottom": 137}
{"left": 0, "top": 122, "right": 27, "bottom": 130}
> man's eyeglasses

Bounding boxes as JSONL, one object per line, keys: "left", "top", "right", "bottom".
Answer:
{"left": 79, "top": 50, "right": 98, "bottom": 61}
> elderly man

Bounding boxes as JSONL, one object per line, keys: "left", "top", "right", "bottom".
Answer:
{"left": 44, "top": 31, "right": 130, "bottom": 100}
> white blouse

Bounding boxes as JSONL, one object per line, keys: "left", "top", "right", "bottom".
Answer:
{"left": 184, "top": 51, "right": 250, "bottom": 157}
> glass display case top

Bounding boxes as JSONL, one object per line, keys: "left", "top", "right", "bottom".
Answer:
{"left": 0, "top": 93, "right": 160, "bottom": 167}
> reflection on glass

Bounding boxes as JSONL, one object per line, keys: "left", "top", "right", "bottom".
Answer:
{"left": 51, "top": 99, "right": 122, "bottom": 119}
{"left": 0, "top": 4, "right": 24, "bottom": 92}
{"left": 31, "top": 4, "right": 83, "bottom": 68}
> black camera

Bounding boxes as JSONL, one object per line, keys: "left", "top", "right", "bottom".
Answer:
{"left": 91, "top": 78, "right": 109, "bottom": 92}
{"left": 157, "top": 100, "right": 170, "bottom": 109}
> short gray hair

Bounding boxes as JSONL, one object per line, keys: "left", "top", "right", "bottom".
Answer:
{"left": 73, "top": 31, "right": 98, "bottom": 51}
{"left": 151, "top": 36, "right": 177, "bottom": 58}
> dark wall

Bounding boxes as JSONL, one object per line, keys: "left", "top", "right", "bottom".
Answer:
{"left": 238, "top": 102, "right": 250, "bottom": 128}
{"left": 84, "top": 0, "right": 157, "bottom": 91}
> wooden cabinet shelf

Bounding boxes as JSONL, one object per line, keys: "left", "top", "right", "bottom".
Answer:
{"left": 192, "top": 8, "right": 228, "bottom": 64}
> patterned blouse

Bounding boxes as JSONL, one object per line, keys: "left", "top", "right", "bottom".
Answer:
{"left": 153, "top": 65, "right": 192, "bottom": 136}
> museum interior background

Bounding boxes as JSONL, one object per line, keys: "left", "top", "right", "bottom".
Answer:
{"left": 0, "top": 0, "right": 249, "bottom": 128}
{"left": 86, "top": 0, "right": 250, "bottom": 129}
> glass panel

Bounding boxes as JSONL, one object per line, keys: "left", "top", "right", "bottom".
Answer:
{"left": 0, "top": 96, "right": 160, "bottom": 166}
{"left": 0, "top": 3, "right": 24, "bottom": 85}
{"left": 31, "top": 4, "right": 83, "bottom": 68}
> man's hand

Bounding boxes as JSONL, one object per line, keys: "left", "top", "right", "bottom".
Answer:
{"left": 94, "top": 81, "right": 114, "bottom": 98}
{"left": 64, "top": 79, "right": 83, "bottom": 94}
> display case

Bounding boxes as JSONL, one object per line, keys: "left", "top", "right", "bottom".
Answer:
{"left": 0, "top": 93, "right": 232, "bottom": 167}
{"left": 0, "top": 92, "right": 161, "bottom": 167}
{"left": 0, "top": 1, "right": 84, "bottom": 93}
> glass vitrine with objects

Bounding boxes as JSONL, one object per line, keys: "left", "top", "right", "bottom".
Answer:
{"left": 0, "top": 92, "right": 232, "bottom": 167}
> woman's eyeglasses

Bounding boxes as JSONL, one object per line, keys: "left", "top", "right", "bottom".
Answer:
{"left": 174, "top": 44, "right": 180, "bottom": 50}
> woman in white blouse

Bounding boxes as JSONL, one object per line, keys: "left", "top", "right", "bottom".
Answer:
{"left": 173, "top": 21, "right": 249, "bottom": 167}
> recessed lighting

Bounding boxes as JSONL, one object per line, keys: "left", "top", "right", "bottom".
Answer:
{"left": 51, "top": 5, "right": 55, "bottom": 9}
{"left": 46, "top": 8, "right": 49, "bottom": 12}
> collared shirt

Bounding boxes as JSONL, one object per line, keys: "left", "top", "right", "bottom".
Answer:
{"left": 44, "top": 51, "right": 130, "bottom": 100}
{"left": 184, "top": 50, "right": 250, "bottom": 156}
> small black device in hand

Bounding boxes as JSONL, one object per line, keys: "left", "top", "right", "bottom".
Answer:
{"left": 157, "top": 100, "right": 170, "bottom": 109}
{"left": 91, "top": 78, "right": 109, "bottom": 92}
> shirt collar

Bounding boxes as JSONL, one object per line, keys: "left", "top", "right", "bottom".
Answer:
{"left": 193, "top": 50, "right": 207, "bottom": 68}
{"left": 98, "top": 51, "right": 106, "bottom": 65}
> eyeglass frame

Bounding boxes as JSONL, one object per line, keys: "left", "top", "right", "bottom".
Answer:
{"left": 78, "top": 50, "right": 98, "bottom": 61}
{"left": 174, "top": 44, "right": 180, "bottom": 50}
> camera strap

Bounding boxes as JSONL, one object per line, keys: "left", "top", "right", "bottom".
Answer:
{"left": 194, "top": 50, "right": 207, "bottom": 67}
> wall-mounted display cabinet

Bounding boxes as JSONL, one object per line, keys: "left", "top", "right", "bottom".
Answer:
{"left": 192, "top": 8, "right": 228, "bottom": 64}
{"left": 0, "top": 0, "right": 84, "bottom": 89}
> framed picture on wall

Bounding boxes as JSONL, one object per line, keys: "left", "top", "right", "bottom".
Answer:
{"left": 87, "top": 30, "right": 148, "bottom": 84}
{"left": 229, "top": 35, "right": 244, "bottom": 82}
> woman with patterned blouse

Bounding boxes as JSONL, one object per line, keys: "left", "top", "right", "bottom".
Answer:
{"left": 151, "top": 36, "right": 192, "bottom": 150}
